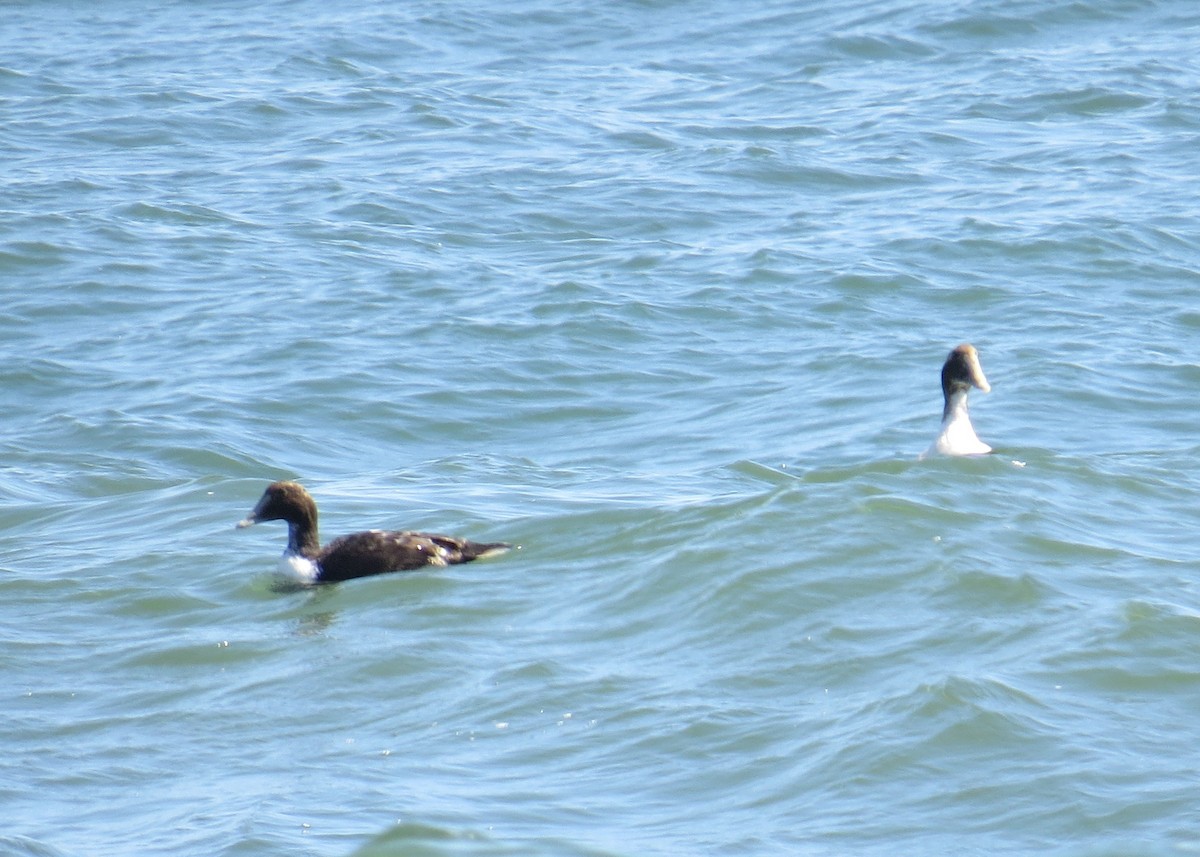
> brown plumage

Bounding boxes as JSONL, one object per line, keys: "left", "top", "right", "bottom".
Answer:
{"left": 236, "top": 481, "right": 511, "bottom": 584}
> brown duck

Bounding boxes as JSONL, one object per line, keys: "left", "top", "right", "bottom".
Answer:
{"left": 237, "top": 481, "right": 510, "bottom": 584}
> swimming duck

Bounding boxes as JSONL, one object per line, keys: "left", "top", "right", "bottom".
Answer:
{"left": 236, "top": 481, "right": 511, "bottom": 584}
{"left": 922, "top": 343, "right": 992, "bottom": 458}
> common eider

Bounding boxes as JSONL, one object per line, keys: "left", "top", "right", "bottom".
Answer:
{"left": 236, "top": 481, "right": 511, "bottom": 585}
{"left": 922, "top": 343, "right": 992, "bottom": 458}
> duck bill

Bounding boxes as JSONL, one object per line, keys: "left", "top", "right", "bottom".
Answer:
{"left": 967, "top": 352, "right": 991, "bottom": 393}
{"left": 236, "top": 492, "right": 271, "bottom": 529}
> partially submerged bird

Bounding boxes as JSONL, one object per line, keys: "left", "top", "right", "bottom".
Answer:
{"left": 236, "top": 481, "right": 511, "bottom": 585}
{"left": 922, "top": 343, "right": 992, "bottom": 458}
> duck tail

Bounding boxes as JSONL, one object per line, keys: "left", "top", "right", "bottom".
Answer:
{"left": 464, "top": 541, "right": 513, "bottom": 561}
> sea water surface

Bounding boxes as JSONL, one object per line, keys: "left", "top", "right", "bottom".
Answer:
{"left": 3, "top": 1, "right": 1200, "bottom": 855}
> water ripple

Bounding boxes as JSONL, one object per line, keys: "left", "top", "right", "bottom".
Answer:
{"left": 3, "top": 0, "right": 1200, "bottom": 855}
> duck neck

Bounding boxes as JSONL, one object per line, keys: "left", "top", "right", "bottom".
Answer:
{"left": 286, "top": 515, "right": 321, "bottom": 558}
{"left": 942, "top": 386, "right": 971, "bottom": 424}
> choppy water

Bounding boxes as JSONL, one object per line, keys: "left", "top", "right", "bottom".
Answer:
{"left": 4, "top": 1, "right": 1200, "bottom": 855}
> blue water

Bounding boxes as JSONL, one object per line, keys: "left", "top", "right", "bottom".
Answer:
{"left": 4, "top": 1, "right": 1200, "bottom": 855}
